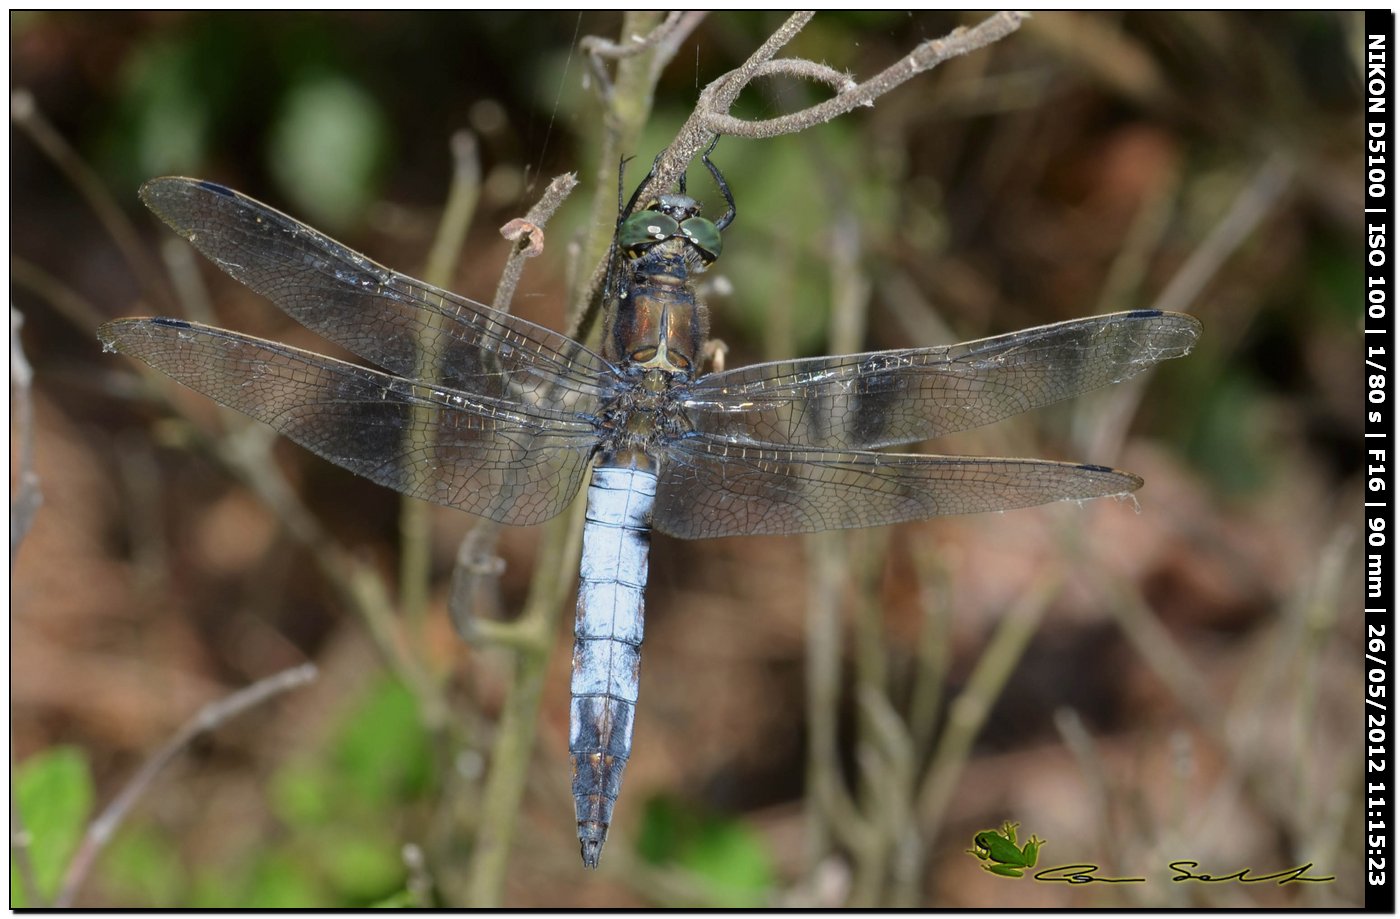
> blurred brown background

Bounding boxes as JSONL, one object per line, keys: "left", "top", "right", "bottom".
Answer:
{"left": 11, "top": 11, "right": 1364, "bottom": 907}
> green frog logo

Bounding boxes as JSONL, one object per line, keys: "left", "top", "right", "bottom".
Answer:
{"left": 967, "top": 821, "right": 1044, "bottom": 878}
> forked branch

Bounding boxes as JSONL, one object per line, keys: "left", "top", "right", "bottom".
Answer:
{"left": 626, "top": 12, "right": 1028, "bottom": 223}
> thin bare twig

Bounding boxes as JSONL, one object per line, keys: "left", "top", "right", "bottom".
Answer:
{"left": 11, "top": 89, "right": 174, "bottom": 310}
{"left": 462, "top": 493, "right": 587, "bottom": 906}
{"left": 619, "top": 11, "right": 815, "bottom": 219}
{"left": 577, "top": 12, "right": 1027, "bottom": 346}
{"left": 1151, "top": 152, "right": 1293, "bottom": 317}
{"left": 54, "top": 664, "right": 319, "bottom": 907}
{"left": 447, "top": 526, "right": 512, "bottom": 646}
{"left": 567, "top": 11, "right": 691, "bottom": 339}
{"left": 492, "top": 172, "right": 579, "bottom": 314}
{"left": 400, "top": 130, "right": 485, "bottom": 661}
{"left": 705, "top": 11, "right": 1028, "bottom": 139}
{"left": 444, "top": 170, "right": 579, "bottom": 652}
{"left": 582, "top": 12, "right": 705, "bottom": 101}
{"left": 11, "top": 778, "right": 42, "bottom": 907}
{"left": 402, "top": 842, "right": 434, "bottom": 907}
{"left": 424, "top": 131, "right": 484, "bottom": 291}
{"left": 11, "top": 259, "right": 109, "bottom": 333}
{"left": 9, "top": 311, "right": 48, "bottom": 904}
{"left": 11, "top": 315, "right": 43, "bottom": 909}
{"left": 10, "top": 307, "right": 43, "bottom": 568}
{"left": 915, "top": 572, "right": 1060, "bottom": 839}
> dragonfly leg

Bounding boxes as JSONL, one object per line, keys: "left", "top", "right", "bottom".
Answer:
{"left": 702, "top": 337, "right": 729, "bottom": 373}
{"left": 700, "top": 136, "right": 736, "bottom": 231}
{"left": 619, "top": 149, "right": 666, "bottom": 223}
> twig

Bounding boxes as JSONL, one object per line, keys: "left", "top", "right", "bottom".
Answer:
{"left": 447, "top": 525, "right": 514, "bottom": 646}
{"left": 711, "top": 11, "right": 1027, "bottom": 138}
{"left": 574, "top": 11, "right": 1027, "bottom": 353}
{"left": 581, "top": 12, "right": 705, "bottom": 101}
{"left": 567, "top": 10, "right": 685, "bottom": 340}
{"left": 617, "top": 11, "right": 815, "bottom": 222}
{"left": 492, "top": 171, "right": 578, "bottom": 314}
{"left": 804, "top": 530, "right": 873, "bottom": 866}
{"left": 54, "top": 664, "right": 319, "bottom": 907}
{"left": 402, "top": 841, "right": 434, "bottom": 907}
{"left": 1053, "top": 707, "right": 1115, "bottom": 865}
{"left": 11, "top": 89, "right": 174, "bottom": 310}
{"left": 915, "top": 571, "right": 1060, "bottom": 839}
{"left": 11, "top": 774, "right": 42, "bottom": 907}
{"left": 400, "top": 131, "right": 485, "bottom": 660}
{"left": 159, "top": 238, "right": 218, "bottom": 326}
{"left": 425, "top": 131, "right": 484, "bottom": 292}
{"left": 1151, "top": 152, "right": 1293, "bottom": 318}
{"left": 9, "top": 307, "right": 57, "bottom": 905}
{"left": 198, "top": 381, "right": 450, "bottom": 730}
{"left": 800, "top": 210, "right": 877, "bottom": 881}
{"left": 462, "top": 493, "right": 587, "bottom": 906}
{"left": 10, "top": 307, "right": 42, "bottom": 569}
{"left": 445, "top": 170, "right": 579, "bottom": 652}
{"left": 887, "top": 547, "right": 955, "bottom": 904}
{"left": 906, "top": 550, "right": 952, "bottom": 764}
{"left": 1102, "top": 574, "right": 1220, "bottom": 732}
{"left": 849, "top": 683, "right": 915, "bottom": 908}
{"left": 11, "top": 258, "right": 109, "bottom": 333}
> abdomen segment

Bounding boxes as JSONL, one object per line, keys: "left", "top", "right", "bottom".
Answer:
{"left": 570, "top": 462, "right": 655, "bottom": 868}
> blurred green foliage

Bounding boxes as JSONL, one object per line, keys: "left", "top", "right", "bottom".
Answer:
{"left": 637, "top": 796, "right": 776, "bottom": 908}
{"left": 85, "top": 677, "right": 431, "bottom": 908}
{"left": 97, "top": 824, "right": 183, "bottom": 907}
{"left": 267, "top": 72, "right": 389, "bottom": 229}
{"left": 11, "top": 747, "right": 94, "bottom": 907}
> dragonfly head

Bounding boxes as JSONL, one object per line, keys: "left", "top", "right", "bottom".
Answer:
{"left": 618, "top": 193, "right": 723, "bottom": 265}
{"left": 652, "top": 193, "right": 701, "bottom": 222}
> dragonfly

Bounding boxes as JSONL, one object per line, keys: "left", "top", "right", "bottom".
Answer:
{"left": 99, "top": 160, "right": 1202, "bottom": 869}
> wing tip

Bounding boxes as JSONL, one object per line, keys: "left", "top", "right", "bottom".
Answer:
{"left": 1078, "top": 462, "right": 1145, "bottom": 494}
{"left": 139, "top": 176, "right": 235, "bottom": 211}
{"left": 1128, "top": 308, "right": 1204, "bottom": 339}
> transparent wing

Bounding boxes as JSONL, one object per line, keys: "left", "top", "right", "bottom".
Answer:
{"left": 679, "top": 310, "right": 1201, "bottom": 450}
{"left": 652, "top": 435, "right": 1141, "bottom": 540}
{"left": 100, "top": 317, "right": 600, "bottom": 527}
{"left": 140, "top": 177, "right": 615, "bottom": 413}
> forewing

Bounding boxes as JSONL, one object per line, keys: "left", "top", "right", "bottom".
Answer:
{"left": 139, "top": 177, "right": 614, "bottom": 413}
{"left": 100, "top": 318, "right": 598, "bottom": 527}
{"left": 652, "top": 435, "right": 1141, "bottom": 540}
{"left": 679, "top": 310, "right": 1201, "bottom": 450}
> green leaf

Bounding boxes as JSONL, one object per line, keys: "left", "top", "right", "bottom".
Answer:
{"left": 637, "top": 796, "right": 774, "bottom": 907}
{"left": 371, "top": 888, "right": 417, "bottom": 908}
{"left": 269, "top": 759, "right": 334, "bottom": 828}
{"left": 332, "top": 677, "right": 433, "bottom": 806}
{"left": 317, "top": 831, "right": 403, "bottom": 902}
{"left": 98, "top": 824, "right": 185, "bottom": 907}
{"left": 11, "top": 746, "right": 95, "bottom": 907}
{"left": 678, "top": 820, "right": 773, "bottom": 908}
{"left": 242, "top": 851, "right": 323, "bottom": 909}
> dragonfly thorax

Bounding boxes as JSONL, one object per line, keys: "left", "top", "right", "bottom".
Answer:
{"left": 596, "top": 370, "right": 690, "bottom": 455}
{"left": 605, "top": 235, "right": 712, "bottom": 376}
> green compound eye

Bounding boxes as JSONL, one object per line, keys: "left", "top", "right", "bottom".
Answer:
{"left": 679, "top": 216, "right": 722, "bottom": 263}
{"left": 618, "top": 210, "right": 679, "bottom": 254}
